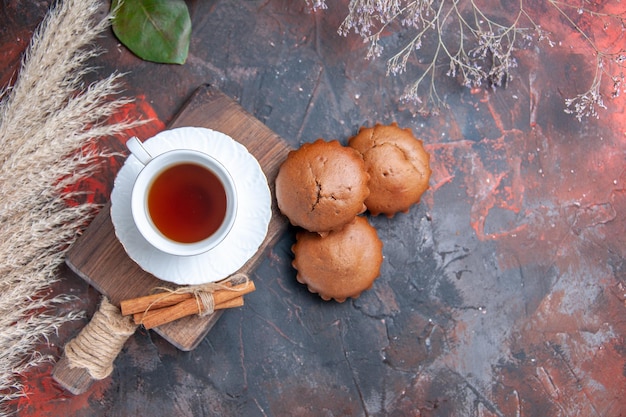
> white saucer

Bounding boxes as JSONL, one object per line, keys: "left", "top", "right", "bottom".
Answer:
{"left": 110, "top": 127, "right": 272, "bottom": 285}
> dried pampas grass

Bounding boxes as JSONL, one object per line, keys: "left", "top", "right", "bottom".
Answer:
{"left": 0, "top": 0, "right": 144, "bottom": 409}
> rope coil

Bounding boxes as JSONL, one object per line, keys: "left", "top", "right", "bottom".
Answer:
{"left": 64, "top": 298, "right": 137, "bottom": 380}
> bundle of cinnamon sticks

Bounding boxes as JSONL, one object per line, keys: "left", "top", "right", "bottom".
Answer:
{"left": 119, "top": 280, "right": 255, "bottom": 329}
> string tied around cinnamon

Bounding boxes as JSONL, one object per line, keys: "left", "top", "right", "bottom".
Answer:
{"left": 144, "top": 273, "right": 250, "bottom": 318}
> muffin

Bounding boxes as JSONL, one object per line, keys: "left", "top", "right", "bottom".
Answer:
{"left": 275, "top": 139, "right": 370, "bottom": 235}
{"left": 348, "top": 123, "right": 431, "bottom": 217}
{"left": 291, "top": 216, "right": 383, "bottom": 302}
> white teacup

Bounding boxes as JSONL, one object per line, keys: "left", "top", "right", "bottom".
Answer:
{"left": 127, "top": 136, "right": 238, "bottom": 257}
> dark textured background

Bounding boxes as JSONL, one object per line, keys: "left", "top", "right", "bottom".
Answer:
{"left": 2, "top": 0, "right": 626, "bottom": 415}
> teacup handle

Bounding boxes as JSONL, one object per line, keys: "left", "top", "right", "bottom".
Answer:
{"left": 126, "top": 136, "right": 153, "bottom": 166}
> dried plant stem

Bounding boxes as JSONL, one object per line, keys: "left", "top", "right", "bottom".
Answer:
{"left": 549, "top": 0, "right": 625, "bottom": 120}
{"left": 326, "top": 0, "right": 625, "bottom": 118}
{"left": 0, "top": 0, "right": 145, "bottom": 411}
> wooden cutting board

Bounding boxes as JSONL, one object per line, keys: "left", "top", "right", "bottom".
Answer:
{"left": 65, "top": 84, "right": 292, "bottom": 351}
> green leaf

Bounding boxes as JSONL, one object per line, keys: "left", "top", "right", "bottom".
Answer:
{"left": 111, "top": 0, "right": 191, "bottom": 65}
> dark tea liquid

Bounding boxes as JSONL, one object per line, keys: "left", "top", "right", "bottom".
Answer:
{"left": 148, "top": 163, "right": 227, "bottom": 243}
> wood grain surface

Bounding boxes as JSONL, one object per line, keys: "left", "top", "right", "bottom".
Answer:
{"left": 65, "top": 85, "right": 292, "bottom": 351}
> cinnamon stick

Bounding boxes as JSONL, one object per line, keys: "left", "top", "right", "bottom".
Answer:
{"left": 120, "top": 292, "right": 191, "bottom": 316}
{"left": 132, "top": 281, "right": 255, "bottom": 329}
{"left": 120, "top": 280, "right": 253, "bottom": 316}
{"left": 133, "top": 296, "right": 244, "bottom": 327}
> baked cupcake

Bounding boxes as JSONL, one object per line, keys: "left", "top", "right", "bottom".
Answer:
{"left": 275, "top": 139, "right": 370, "bottom": 235}
{"left": 348, "top": 123, "right": 431, "bottom": 217}
{"left": 291, "top": 216, "right": 383, "bottom": 302}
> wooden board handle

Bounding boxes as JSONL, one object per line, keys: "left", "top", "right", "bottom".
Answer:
{"left": 52, "top": 298, "right": 136, "bottom": 395}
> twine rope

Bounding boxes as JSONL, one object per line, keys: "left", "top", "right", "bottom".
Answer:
{"left": 64, "top": 297, "right": 137, "bottom": 380}
{"left": 144, "top": 273, "right": 250, "bottom": 319}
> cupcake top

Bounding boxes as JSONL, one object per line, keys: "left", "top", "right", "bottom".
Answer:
{"left": 348, "top": 123, "right": 431, "bottom": 217}
{"left": 291, "top": 216, "right": 383, "bottom": 302}
{"left": 275, "top": 139, "right": 370, "bottom": 235}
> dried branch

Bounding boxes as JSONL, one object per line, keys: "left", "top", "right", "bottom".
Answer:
{"left": 316, "top": 0, "right": 625, "bottom": 119}
{"left": 552, "top": 0, "right": 626, "bottom": 121}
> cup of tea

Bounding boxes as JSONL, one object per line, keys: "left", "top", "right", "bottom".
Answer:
{"left": 127, "top": 136, "right": 238, "bottom": 256}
